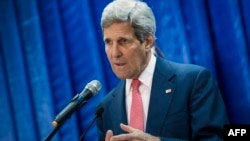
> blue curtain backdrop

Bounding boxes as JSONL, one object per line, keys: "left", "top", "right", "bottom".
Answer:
{"left": 0, "top": 0, "right": 249, "bottom": 141}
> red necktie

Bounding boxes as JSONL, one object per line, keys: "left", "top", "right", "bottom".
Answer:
{"left": 130, "top": 79, "right": 144, "bottom": 131}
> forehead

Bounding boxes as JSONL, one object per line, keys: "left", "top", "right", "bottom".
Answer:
{"left": 103, "top": 22, "right": 135, "bottom": 39}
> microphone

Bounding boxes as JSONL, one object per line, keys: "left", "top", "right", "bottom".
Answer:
{"left": 52, "top": 80, "right": 102, "bottom": 127}
{"left": 79, "top": 107, "right": 104, "bottom": 141}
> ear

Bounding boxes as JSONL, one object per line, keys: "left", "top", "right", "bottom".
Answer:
{"left": 145, "top": 33, "right": 154, "bottom": 50}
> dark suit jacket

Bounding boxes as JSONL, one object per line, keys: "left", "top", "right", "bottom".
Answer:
{"left": 96, "top": 57, "right": 229, "bottom": 141}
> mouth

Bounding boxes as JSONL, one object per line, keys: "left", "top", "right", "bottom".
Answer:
{"left": 112, "top": 61, "right": 127, "bottom": 69}
{"left": 115, "top": 63, "right": 126, "bottom": 66}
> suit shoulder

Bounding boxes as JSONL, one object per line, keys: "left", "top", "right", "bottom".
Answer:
{"left": 163, "top": 60, "right": 210, "bottom": 76}
{"left": 158, "top": 58, "right": 214, "bottom": 80}
{"left": 168, "top": 60, "right": 206, "bottom": 72}
{"left": 97, "top": 81, "right": 124, "bottom": 107}
{"left": 167, "top": 60, "right": 216, "bottom": 83}
{"left": 99, "top": 88, "right": 115, "bottom": 105}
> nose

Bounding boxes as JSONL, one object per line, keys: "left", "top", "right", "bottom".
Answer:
{"left": 110, "top": 43, "right": 122, "bottom": 58}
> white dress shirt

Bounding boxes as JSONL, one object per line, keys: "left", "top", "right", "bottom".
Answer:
{"left": 125, "top": 52, "right": 156, "bottom": 130}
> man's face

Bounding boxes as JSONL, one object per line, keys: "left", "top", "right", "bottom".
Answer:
{"left": 103, "top": 22, "right": 152, "bottom": 79}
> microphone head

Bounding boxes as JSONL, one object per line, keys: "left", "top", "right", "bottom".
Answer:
{"left": 85, "top": 80, "right": 102, "bottom": 95}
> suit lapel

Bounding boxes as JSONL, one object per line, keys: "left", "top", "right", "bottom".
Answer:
{"left": 146, "top": 57, "right": 176, "bottom": 135}
{"left": 108, "top": 81, "right": 128, "bottom": 134}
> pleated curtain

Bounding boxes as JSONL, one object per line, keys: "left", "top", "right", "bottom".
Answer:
{"left": 0, "top": 0, "right": 249, "bottom": 141}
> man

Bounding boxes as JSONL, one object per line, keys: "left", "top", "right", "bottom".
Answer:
{"left": 96, "top": 0, "right": 229, "bottom": 141}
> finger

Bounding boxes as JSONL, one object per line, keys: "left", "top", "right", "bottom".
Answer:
{"left": 111, "top": 133, "right": 133, "bottom": 141}
{"left": 120, "top": 123, "right": 135, "bottom": 133}
{"left": 105, "top": 130, "right": 113, "bottom": 141}
{"left": 111, "top": 133, "right": 142, "bottom": 141}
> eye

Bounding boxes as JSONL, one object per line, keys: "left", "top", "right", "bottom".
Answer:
{"left": 104, "top": 39, "right": 112, "bottom": 46}
{"left": 118, "top": 38, "right": 129, "bottom": 46}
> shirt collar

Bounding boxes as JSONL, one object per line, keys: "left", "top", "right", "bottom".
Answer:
{"left": 126, "top": 52, "right": 156, "bottom": 89}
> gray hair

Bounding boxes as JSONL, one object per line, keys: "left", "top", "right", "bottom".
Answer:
{"left": 101, "top": 0, "right": 156, "bottom": 43}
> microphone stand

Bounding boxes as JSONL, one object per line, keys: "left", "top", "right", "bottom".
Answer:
{"left": 45, "top": 123, "right": 62, "bottom": 141}
{"left": 45, "top": 100, "right": 87, "bottom": 141}
{"left": 79, "top": 107, "right": 104, "bottom": 141}
{"left": 78, "top": 116, "right": 98, "bottom": 141}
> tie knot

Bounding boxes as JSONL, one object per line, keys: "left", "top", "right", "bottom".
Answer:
{"left": 132, "top": 79, "right": 141, "bottom": 90}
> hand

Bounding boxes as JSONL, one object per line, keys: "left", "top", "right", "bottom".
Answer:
{"left": 107, "top": 123, "right": 160, "bottom": 141}
{"left": 105, "top": 130, "right": 113, "bottom": 141}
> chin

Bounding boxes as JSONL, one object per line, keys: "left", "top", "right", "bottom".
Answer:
{"left": 116, "top": 75, "right": 127, "bottom": 80}
{"left": 115, "top": 73, "right": 129, "bottom": 80}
